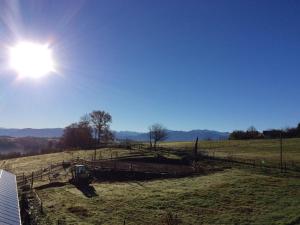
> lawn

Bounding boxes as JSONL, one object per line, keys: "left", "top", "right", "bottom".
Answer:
{"left": 37, "top": 168, "right": 300, "bottom": 225}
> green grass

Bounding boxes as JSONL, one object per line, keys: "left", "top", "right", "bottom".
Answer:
{"left": 161, "top": 138, "right": 300, "bottom": 166}
{"left": 0, "top": 148, "right": 137, "bottom": 175}
{"left": 2, "top": 139, "right": 299, "bottom": 224}
{"left": 37, "top": 169, "right": 300, "bottom": 225}
{"left": 3, "top": 138, "right": 300, "bottom": 175}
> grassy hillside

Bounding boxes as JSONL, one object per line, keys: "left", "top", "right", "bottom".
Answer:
{"left": 1, "top": 148, "right": 135, "bottom": 175}
{"left": 1, "top": 139, "right": 299, "bottom": 224}
{"left": 161, "top": 138, "right": 300, "bottom": 165}
{"left": 2, "top": 138, "right": 300, "bottom": 175}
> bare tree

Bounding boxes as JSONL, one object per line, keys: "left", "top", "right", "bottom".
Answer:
{"left": 80, "top": 114, "right": 91, "bottom": 127}
{"left": 247, "top": 126, "right": 257, "bottom": 133}
{"left": 89, "top": 110, "right": 112, "bottom": 144}
{"left": 102, "top": 129, "right": 115, "bottom": 143}
{"left": 148, "top": 126, "right": 153, "bottom": 148}
{"left": 149, "top": 123, "right": 168, "bottom": 150}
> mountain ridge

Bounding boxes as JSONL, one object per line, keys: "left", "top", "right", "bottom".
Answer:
{"left": 0, "top": 128, "right": 229, "bottom": 141}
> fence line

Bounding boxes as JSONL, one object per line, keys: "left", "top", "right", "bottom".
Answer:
{"left": 202, "top": 153, "right": 300, "bottom": 173}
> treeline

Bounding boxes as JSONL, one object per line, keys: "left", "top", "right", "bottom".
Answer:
{"left": 59, "top": 110, "right": 114, "bottom": 149}
{"left": 0, "top": 109, "right": 169, "bottom": 153}
{"left": 0, "top": 136, "right": 60, "bottom": 153}
{"left": 230, "top": 123, "right": 300, "bottom": 140}
{"left": 263, "top": 123, "right": 300, "bottom": 138}
{"left": 0, "top": 137, "right": 61, "bottom": 160}
{"left": 0, "top": 147, "right": 63, "bottom": 160}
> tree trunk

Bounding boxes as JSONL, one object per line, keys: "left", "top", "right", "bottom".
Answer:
{"left": 94, "top": 129, "right": 98, "bottom": 146}
{"left": 97, "top": 127, "right": 101, "bottom": 145}
{"left": 194, "top": 136, "right": 198, "bottom": 158}
{"left": 149, "top": 132, "right": 152, "bottom": 149}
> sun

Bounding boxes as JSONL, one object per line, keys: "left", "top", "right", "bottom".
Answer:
{"left": 9, "top": 41, "right": 55, "bottom": 79}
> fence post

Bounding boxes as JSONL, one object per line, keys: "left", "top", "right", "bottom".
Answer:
{"left": 280, "top": 131, "right": 283, "bottom": 172}
{"left": 31, "top": 172, "right": 34, "bottom": 189}
{"left": 284, "top": 162, "right": 287, "bottom": 173}
{"left": 40, "top": 201, "right": 43, "bottom": 214}
{"left": 194, "top": 137, "right": 198, "bottom": 159}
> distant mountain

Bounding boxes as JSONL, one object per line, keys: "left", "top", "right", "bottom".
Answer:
{"left": 0, "top": 128, "right": 63, "bottom": 138}
{"left": 0, "top": 128, "right": 229, "bottom": 141}
{"left": 113, "top": 131, "right": 142, "bottom": 140}
{"left": 114, "top": 130, "right": 229, "bottom": 141}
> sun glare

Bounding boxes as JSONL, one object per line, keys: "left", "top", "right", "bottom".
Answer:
{"left": 9, "top": 41, "right": 55, "bottom": 79}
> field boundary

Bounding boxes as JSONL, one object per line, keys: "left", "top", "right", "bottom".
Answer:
{"left": 199, "top": 150, "right": 300, "bottom": 173}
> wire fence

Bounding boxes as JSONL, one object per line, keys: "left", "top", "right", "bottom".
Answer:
{"left": 201, "top": 151, "right": 300, "bottom": 173}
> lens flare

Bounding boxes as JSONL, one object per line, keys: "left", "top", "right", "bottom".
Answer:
{"left": 9, "top": 41, "right": 55, "bottom": 78}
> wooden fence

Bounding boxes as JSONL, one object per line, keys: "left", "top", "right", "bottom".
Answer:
{"left": 17, "top": 161, "right": 66, "bottom": 188}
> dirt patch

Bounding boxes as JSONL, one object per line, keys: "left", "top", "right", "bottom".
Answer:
{"left": 121, "top": 156, "right": 188, "bottom": 165}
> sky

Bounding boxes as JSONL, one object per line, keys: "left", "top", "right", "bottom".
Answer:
{"left": 0, "top": 0, "right": 300, "bottom": 132}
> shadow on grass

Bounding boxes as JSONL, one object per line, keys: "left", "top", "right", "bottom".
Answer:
{"left": 35, "top": 181, "right": 98, "bottom": 198}
{"left": 35, "top": 181, "right": 67, "bottom": 190}
{"left": 75, "top": 184, "right": 98, "bottom": 198}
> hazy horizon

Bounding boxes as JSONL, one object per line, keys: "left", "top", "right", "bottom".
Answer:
{"left": 0, "top": 125, "right": 294, "bottom": 133}
{"left": 0, "top": 126, "right": 229, "bottom": 132}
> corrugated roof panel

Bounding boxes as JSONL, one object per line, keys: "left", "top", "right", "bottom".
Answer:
{"left": 0, "top": 170, "right": 21, "bottom": 225}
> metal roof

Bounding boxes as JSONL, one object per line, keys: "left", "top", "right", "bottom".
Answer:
{"left": 0, "top": 170, "right": 21, "bottom": 225}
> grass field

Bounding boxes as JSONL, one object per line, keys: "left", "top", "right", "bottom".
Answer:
{"left": 161, "top": 138, "right": 300, "bottom": 166}
{"left": 2, "top": 138, "right": 300, "bottom": 175}
{"left": 37, "top": 169, "right": 300, "bottom": 225}
{"left": 0, "top": 148, "right": 136, "bottom": 175}
{"left": 1, "top": 139, "right": 300, "bottom": 224}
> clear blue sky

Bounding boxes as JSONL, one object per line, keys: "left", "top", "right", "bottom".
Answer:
{"left": 0, "top": 0, "right": 300, "bottom": 132}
